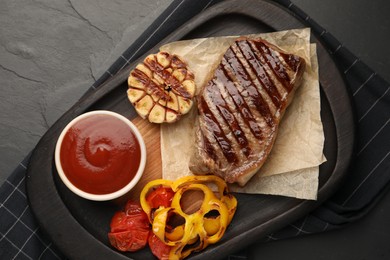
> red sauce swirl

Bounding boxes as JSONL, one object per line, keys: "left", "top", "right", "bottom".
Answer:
{"left": 60, "top": 114, "right": 141, "bottom": 195}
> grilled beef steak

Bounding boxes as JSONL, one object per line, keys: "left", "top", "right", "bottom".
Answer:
{"left": 189, "top": 37, "right": 306, "bottom": 186}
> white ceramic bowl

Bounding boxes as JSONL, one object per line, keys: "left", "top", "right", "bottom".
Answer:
{"left": 55, "top": 110, "right": 146, "bottom": 201}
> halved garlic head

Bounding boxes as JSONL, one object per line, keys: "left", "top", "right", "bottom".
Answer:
{"left": 127, "top": 51, "right": 196, "bottom": 123}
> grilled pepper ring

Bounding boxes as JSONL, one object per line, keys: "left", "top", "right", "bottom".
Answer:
{"left": 140, "top": 175, "right": 237, "bottom": 260}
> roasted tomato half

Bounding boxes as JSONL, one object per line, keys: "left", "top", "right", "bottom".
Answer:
{"left": 146, "top": 186, "right": 175, "bottom": 209}
{"left": 108, "top": 200, "right": 150, "bottom": 252}
{"left": 148, "top": 233, "right": 171, "bottom": 260}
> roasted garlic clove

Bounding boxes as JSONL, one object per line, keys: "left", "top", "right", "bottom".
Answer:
{"left": 127, "top": 51, "right": 196, "bottom": 123}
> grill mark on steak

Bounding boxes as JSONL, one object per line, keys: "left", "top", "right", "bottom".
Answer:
{"left": 199, "top": 97, "right": 238, "bottom": 164}
{"left": 214, "top": 64, "right": 263, "bottom": 140}
{"left": 207, "top": 80, "right": 251, "bottom": 157}
{"left": 249, "top": 40, "right": 293, "bottom": 92}
{"left": 236, "top": 41, "right": 282, "bottom": 108}
{"left": 231, "top": 43, "right": 278, "bottom": 117}
{"left": 280, "top": 52, "right": 303, "bottom": 73}
{"left": 244, "top": 41, "right": 289, "bottom": 101}
{"left": 201, "top": 130, "right": 218, "bottom": 162}
{"left": 223, "top": 47, "right": 275, "bottom": 128}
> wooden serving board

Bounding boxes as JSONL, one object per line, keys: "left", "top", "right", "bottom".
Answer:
{"left": 119, "top": 117, "right": 162, "bottom": 203}
{"left": 26, "top": 0, "right": 355, "bottom": 259}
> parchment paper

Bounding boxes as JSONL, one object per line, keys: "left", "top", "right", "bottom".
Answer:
{"left": 160, "top": 28, "right": 325, "bottom": 200}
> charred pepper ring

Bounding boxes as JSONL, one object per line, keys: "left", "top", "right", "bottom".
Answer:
{"left": 140, "top": 175, "right": 237, "bottom": 259}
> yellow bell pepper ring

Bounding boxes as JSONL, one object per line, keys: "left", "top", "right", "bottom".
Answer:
{"left": 203, "top": 217, "right": 220, "bottom": 235}
{"left": 165, "top": 223, "right": 185, "bottom": 241}
{"left": 221, "top": 193, "right": 237, "bottom": 224}
{"left": 140, "top": 175, "right": 237, "bottom": 259}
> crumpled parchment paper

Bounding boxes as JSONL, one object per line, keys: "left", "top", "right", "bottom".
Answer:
{"left": 160, "top": 28, "right": 325, "bottom": 200}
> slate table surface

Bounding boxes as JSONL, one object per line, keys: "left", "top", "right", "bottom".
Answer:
{"left": 1, "top": 0, "right": 390, "bottom": 259}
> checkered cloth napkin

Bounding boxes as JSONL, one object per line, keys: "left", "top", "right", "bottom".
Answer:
{"left": 1, "top": 0, "right": 389, "bottom": 259}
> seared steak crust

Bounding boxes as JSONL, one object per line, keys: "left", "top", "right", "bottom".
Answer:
{"left": 189, "top": 37, "right": 306, "bottom": 186}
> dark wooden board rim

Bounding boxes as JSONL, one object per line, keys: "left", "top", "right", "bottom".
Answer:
{"left": 26, "top": 0, "right": 355, "bottom": 259}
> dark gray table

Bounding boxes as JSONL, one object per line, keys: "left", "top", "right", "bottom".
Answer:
{"left": 1, "top": 0, "right": 389, "bottom": 259}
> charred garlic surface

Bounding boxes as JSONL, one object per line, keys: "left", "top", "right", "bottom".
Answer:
{"left": 127, "top": 52, "right": 196, "bottom": 123}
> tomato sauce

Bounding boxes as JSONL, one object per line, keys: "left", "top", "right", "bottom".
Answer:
{"left": 60, "top": 114, "right": 141, "bottom": 195}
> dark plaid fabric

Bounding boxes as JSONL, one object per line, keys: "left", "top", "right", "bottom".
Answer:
{"left": 0, "top": 153, "right": 63, "bottom": 259}
{"left": 1, "top": 0, "right": 389, "bottom": 259}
